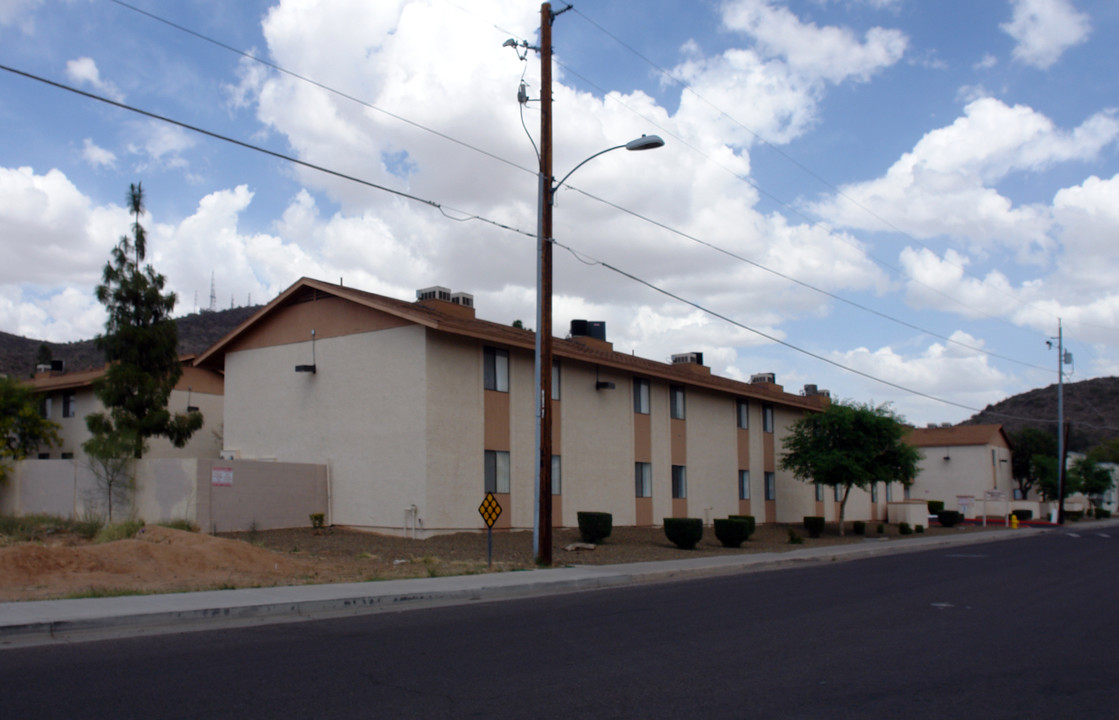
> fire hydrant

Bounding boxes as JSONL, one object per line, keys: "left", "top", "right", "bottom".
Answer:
{"left": 1010, "top": 514, "right": 1019, "bottom": 529}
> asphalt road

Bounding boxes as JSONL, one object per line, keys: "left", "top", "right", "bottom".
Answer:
{"left": 2, "top": 530, "right": 1116, "bottom": 719}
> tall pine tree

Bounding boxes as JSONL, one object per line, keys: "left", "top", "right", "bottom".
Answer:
{"left": 84, "top": 183, "right": 202, "bottom": 459}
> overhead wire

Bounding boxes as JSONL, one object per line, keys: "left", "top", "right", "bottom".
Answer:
{"left": 102, "top": 0, "right": 1055, "bottom": 372}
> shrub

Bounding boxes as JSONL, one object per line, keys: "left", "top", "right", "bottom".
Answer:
{"left": 728, "top": 515, "right": 756, "bottom": 539}
{"left": 663, "top": 518, "right": 703, "bottom": 549}
{"left": 309, "top": 512, "right": 326, "bottom": 530}
{"left": 787, "top": 528, "right": 804, "bottom": 544}
{"left": 852, "top": 520, "right": 866, "bottom": 535}
{"left": 1011, "top": 509, "right": 1033, "bottom": 521}
{"left": 927, "top": 500, "right": 945, "bottom": 514}
{"left": 1095, "top": 508, "right": 1112, "bottom": 519}
{"left": 916, "top": 524, "right": 924, "bottom": 533}
{"left": 94, "top": 519, "right": 145, "bottom": 544}
{"left": 876, "top": 523, "right": 885, "bottom": 534}
{"left": 937, "top": 510, "right": 962, "bottom": 527}
{"left": 1067, "top": 510, "right": 1084, "bottom": 521}
{"left": 714, "top": 518, "right": 752, "bottom": 548}
{"left": 803, "top": 516, "right": 825, "bottom": 538}
{"left": 577, "top": 511, "right": 613, "bottom": 544}
{"left": 898, "top": 522, "right": 912, "bottom": 535}
{"left": 158, "top": 518, "right": 198, "bottom": 532}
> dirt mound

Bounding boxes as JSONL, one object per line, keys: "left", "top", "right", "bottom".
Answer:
{"left": 0, "top": 526, "right": 319, "bottom": 602}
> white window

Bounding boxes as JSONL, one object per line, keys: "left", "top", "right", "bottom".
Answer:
{"left": 671, "top": 465, "right": 687, "bottom": 499}
{"left": 483, "top": 347, "right": 509, "bottom": 392}
{"left": 815, "top": 482, "right": 824, "bottom": 502}
{"left": 736, "top": 399, "right": 749, "bottom": 429}
{"left": 633, "top": 378, "right": 650, "bottom": 414}
{"left": 670, "top": 385, "right": 685, "bottom": 420}
{"left": 763, "top": 404, "right": 774, "bottom": 433}
{"left": 739, "top": 470, "right": 750, "bottom": 500}
{"left": 635, "top": 462, "right": 652, "bottom": 498}
{"left": 764, "top": 471, "right": 776, "bottom": 501}
{"left": 484, "top": 450, "right": 510, "bottom": 494}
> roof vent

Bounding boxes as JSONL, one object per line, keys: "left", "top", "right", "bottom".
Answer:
{"left": 671, "top": 352, "right": 704, "bottom": 366}
{"left": 750, "top": 372, "right": 776, "bottom": 385}
{"left": 570, "top": 319, "right": 606, "bottom": 341}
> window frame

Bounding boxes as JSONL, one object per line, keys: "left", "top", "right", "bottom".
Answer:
{"left": 633, "top": 378, "right": 650, "bottom": 415}
{"left": 671, "top": 464, "right": 687, "bottom": 499}
{"left": 814, "top": 482, "right": 824, "bottom": 502}
{"left": 62, "top": 391, "right": 76, "bottom": 418}
{"left": 484, "top": 449, "right": 511, "bottom": 494}
{"left": 635, "top": 462, "right": 652, "bottom": 498}
{"left": 483, "top": 346, "right": 509, "bottom": 392}
{"left": 762, "top": 404, "right": 774, "bottom": 433}
{"left": 736, "top": 399, "right": 749, "bottom": 429}
{"left": 670, "top": 384, "right": 685, "bottom": 420}
{"left": 551, "top": 454, "right": 561, "bottom": 495}
{"left": 738, "top": 469, "right": 750, "bottom": 500}
{"left": 764, "top": 471, "right": 776, "bottom": 501}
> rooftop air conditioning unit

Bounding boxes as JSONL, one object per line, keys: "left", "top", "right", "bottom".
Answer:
{"left": 450, "top": 292, "right": 474, "bottom": 308}
{"left": 570, "top": 319, "right": 606, "bottom": 341}
{"left": 416, "top": 286, "right": 452, "bottom": 302}
{"left": 750, "top": 372, "right": 776, "bottom": 384}
{"left": 671, "top": 352, "right": 704, "bottom": 366}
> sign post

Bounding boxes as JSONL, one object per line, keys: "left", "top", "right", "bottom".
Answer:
{"left": 478, "top": 493, "right": 502, "bottom": 567}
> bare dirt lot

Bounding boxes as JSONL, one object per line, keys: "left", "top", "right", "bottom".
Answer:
{"left": 0, "top": 522, "right": 986, "bottom": 602}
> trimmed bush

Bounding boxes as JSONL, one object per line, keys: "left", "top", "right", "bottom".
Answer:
{"left": 876, "top": 523, "right": 885, "bottom": 534}
{"left": 577, "top": 511, "right": 613, "bottom": 544}
{"left": 728, "top": 515, "right": 757, "bottom": 538}
{"left": 1067, "top": 510, "right": 1085, "bottom": 521}
{"left": 937, "top": 510, "right": 962, "bottom": 527}
{"left": 916, "top": 524, "right": 924, "bottom": 533}
{"left": 927, "top": 500, "right": 945, "bottom": 514}
{"left": 787, "top": 528, "right": 804, "bottom": 544}
{"left": 714, "top": 518, "right": 752, "bottom": 548}
{"left": 663, "top": 518, "right": 703, "bottom": 549}
{"left": 852, "top": 520, "right": 866, "bottom": 535}
{"left": 803, "top": 516, "right": 825, "bottom": 538}
{"left": 309, "top": 512, "right": 325, "bottom": 529}
{"left": 1011, "top": 509, "right": 1033, "bottom": 521}
{"left": 898, "top": 522, "right": 913, "bottom": 535}
{"left": 1095, "top": 508, "right": 1112, "bottom": 519}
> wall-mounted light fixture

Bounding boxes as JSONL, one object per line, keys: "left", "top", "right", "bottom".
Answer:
{"left": 186, "top": 386, "right": 199, "bottom": 413}
{"left": 295, "top": 329, "right": 317, "bottom": 373}
{"left": 594, "top": 366, "right": 615, "bottom": 390}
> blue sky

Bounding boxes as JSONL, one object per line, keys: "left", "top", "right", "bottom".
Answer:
{"left": 2, "top": 0, "right": 1117, "bottom": 430}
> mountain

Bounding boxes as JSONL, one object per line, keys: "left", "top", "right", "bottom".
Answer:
{"left": 961, "top": 376, "right": 1119, "bottom": 453}
{"left": 0, "top": 306, "right": 261, "bottom": 379}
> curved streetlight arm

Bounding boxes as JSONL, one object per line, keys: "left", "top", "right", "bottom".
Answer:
{"left": 552, "top": 134, "right": 664, "bottom": 195}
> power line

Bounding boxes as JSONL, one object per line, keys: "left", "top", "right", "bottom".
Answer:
{"left": 0, "top": 63, "right": 536, "bottom": 242}
{"left": 103, "top": 0, "right": 1057, "bottom": 372}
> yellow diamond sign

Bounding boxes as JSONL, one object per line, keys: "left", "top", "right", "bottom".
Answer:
{"left": 478, "top": 492, "right": 502, "bottom": 528}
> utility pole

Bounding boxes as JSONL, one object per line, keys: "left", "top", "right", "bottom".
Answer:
{"left": 1055, "top": 319, "right": 1069, "bottom": 523}
{"left": 535, "top": 1, "right": 554, "bottom": 566}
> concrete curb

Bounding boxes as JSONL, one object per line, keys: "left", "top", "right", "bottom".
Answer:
{"left": 1, "top": 521, "right": 1100, "bottom": 649}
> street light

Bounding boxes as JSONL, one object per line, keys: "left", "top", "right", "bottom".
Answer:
{"left": 528, "top": 2, "right": 664, "bottom": 566}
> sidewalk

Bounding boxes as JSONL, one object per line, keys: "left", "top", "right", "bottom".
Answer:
{"left": 0, "top": 523, "right": 1067, "bottom": 648}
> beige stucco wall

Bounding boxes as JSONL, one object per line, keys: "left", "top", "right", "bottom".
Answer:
{"left": 908, "top": 443, "right": 1013, "bottom": 513}
{"left": 222, "top": 325, "right": 428, "bottom": 530}
{"left": 196, "top": 458, "right": 327, "bottom": 533}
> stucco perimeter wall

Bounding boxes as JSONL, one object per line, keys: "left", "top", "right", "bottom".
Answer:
{"left": 4, "top": 458, "right": 196, "bottom": 524}
{"left": 222, "top": 326, "right": 427, "bottom": 530}
{"left": 196, "top": 458, "right": 327, "bottom": 533}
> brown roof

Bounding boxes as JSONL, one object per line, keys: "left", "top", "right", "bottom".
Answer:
{"left": 905, "top": 424, "right": 1011, "bottom": 449}
{"left": 196, "top": 277, "right": 829, "bottom": 412}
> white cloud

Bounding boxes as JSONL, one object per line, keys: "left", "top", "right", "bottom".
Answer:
{"left": 126, "top": 123, "right": 196, "bottom": 170}
{"left": 1001, "top": 0, "right": 1090, "bottom": 69}
{"left": 81, "top": 138, "right": 116, "bottom": 169}
{"left": 0, "top": 0, "right": 41, "bottom": 33}
{"left": 812, "top": 98, "right": 1119, "bottom": 259}
{"left": 64, "top": 57, "right": 124, "bottom": 102}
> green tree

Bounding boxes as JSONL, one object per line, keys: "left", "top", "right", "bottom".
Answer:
{"left": 1068, "top": 456, "right": 1114, "bottom": 510}
{"left": 1009, "top": 427, "right": 1058, "bottom": 500}
{"left": 84, "top": 183, "right": 202, "bottom": 460}
{"left": 1, "top": 376, "right": 61, "bottom": 482}
{"left": 780, "top": 401, "right": 921, "bottom": 535}
{"left": 1087, "top": 437, "right": 1119, "bottom": 465}
{"left": 1033, "top": 455, "right": 1073, "bottom": 502}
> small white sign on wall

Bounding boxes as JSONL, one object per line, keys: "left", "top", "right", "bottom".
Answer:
{"left": 211, "top": 466, "right": 233, "bottom": 487}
